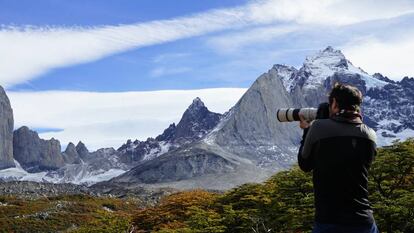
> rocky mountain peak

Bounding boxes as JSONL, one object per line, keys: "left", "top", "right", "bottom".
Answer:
{"left": 401, "top": 76, "right": 414, "bottom": 87}
{"left": 62, "top": 142, "right": 81, "bottom": 164}
{"left": 174, "top": 98, "right": 222, "bottom": 141}
{"left": 279, "top": 46, "right": 388, "bottom": 95}
{"left": 155, "top": 123, "right": 176, "bottom": 142}
{"left": 65, "top": 142, "right": 76, "bottom": 151}
{"left": 116, "top": 98, "right": 222, "bottom": 165}
{"left": 0, "top": 85, "right": 14, "bottom": 170}
{"left": 302, "top": 46, "right": 350, "bottom": 77}
{"left": 271, "top": 64, "right": 298, "bottom": 92}
{"left": 305, "top": 46, "right": 346, "bottom": 66}
{"left": 13, "top": 126, "right": 65, "bottom": 172}
{"left": 75, "top": 141, "right": 89, "bottom": 159}
{"left": 188, "top": 97, "right": 205, "bottom": 111}
{"left": 373, "top": 73, "right": 394, "bottom": 83}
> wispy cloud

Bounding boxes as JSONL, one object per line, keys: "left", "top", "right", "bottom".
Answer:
{"left": 150, "top": 66, "right": 192, "bottom": 77}
{"left": 8, "top": 88, "right": 247, "bottom": 150}
{"left": 152, "top": 52, "right": 191, "bottom": 63}
{"left": 2, "top": 0, "right": 413, "bottom": 87}
{"left": 207, "top": 25, "right": 299, "bottom": 53}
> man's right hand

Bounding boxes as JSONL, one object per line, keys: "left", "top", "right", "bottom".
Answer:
{"left": 299, "top": 114, "right": 311, "bottom": 129}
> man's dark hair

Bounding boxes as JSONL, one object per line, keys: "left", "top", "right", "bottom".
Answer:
{"left": 328, "top": 83, "right": 363, "bottom": 112}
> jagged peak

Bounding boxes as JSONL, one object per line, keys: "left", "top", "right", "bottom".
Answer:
{"left": 76, "top": 141, "right": 89, "bottom": 152}
{"left": 373, "top": 73, "right": 394, "bottom": 83}
{"left": 323, "top": 46, "right": 337, "bottom": 53}
{"left": 401, "top": 76, "right": 414, "bottom": 86}
{"left": 189, "top": 97, "right": 205, "bottom": 109}
{"left": 76, "top": 141, "right": 85, "bottom": 147}
{"left": 64, "top": 142, "right": 77, "bottom": 153}
{"left": 66, "top": 142, "right": 76, "bottom": 149}
{"left": 304, "top": 46, "right": 347, "bottom": 68}
{"left": 272, "top": 64, "right": 297, "bottom": 71}
{"left": 269, "top": 64, "right": 298, "bottom": 92}
{"left": 16, "top": 125, "right": 31, "bottom": 132}
{"left": 182, "top": 97, "right": 210, "bottom": 118}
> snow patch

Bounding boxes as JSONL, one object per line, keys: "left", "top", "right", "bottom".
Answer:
{"left": 298, "top": 47, "right": 387, "bottom": 91}
{"left": 376, "top": 128, "right": 414, "bottom": 146}
{"left": 0, "top": 159, "right": 127, "bottom": 186}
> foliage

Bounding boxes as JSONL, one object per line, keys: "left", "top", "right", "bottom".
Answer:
{"left": 369, "top": 138, "right": 414, "bottom": 233}
{"left": 0, "top": 194, "right": 138, "bottom": 233}
{"left": 132, "top": 190, "right": 220, "bottom": 232}
{"left": 0, "top": 139, "right": 412, "bottom": 232}
{"left": 131, "top": 139, "right": 414, "bottom": 233}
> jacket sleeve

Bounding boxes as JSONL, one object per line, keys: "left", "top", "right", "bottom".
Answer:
{"left": 367, "top": 140, "right": 377, "bottom": 165}
{"left": 298, "top": 124, "right": 317, "bottom": 172}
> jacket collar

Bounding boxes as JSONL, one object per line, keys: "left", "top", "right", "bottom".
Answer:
{"left": 331, "top": 110, "right": 363, "bottom": 124}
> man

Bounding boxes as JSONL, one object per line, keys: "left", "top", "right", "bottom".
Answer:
{"left": 298, "top": 83, "right": 379, "bottom": 233}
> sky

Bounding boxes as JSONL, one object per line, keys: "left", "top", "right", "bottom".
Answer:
{"left": 1, "top": 0, "right": 414, "bottom": 150}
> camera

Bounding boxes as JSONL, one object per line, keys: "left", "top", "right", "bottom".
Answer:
{"left": 277, "top": 102, "right": 330, "bottom": 122}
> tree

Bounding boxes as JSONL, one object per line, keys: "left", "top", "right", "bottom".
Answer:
{"left": 369, "top": 139, "right": 414, "bottom": 233}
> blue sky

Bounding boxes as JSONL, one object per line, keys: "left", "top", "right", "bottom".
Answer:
{"left": 0, "top": 0, "right": 414, "bottom": 92}
{"left": 1, "top": 0, "right": 414, "bottom": 149}
{"left": 1, "top": 0, "right": 247, "bottom": 26}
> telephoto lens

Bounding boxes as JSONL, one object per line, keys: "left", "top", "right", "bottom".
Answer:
{"left": 276, "top": 108, "right": 317, "bottom": 122}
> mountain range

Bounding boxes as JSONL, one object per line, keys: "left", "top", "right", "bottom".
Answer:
{"left": 1, "top": 46, "right": 413, "bottom": 190}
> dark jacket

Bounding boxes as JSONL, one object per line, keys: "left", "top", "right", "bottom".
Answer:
{"left": 298, "top": 114, "right": 377, "bottom": 225}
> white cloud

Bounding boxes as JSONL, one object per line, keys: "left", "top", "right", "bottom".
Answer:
{"left": 1, "top": 0, "right": 413, "bottom": 87}
{"left": 342, "top": 34, "right": 414, "bottom": 79}
{"left": 207, "top": 25, "right": 299, "bottom": 53}
{"left": 150, "top": 66, "right": 192, "bottom": 77}
{"left": 152, "top": 53, "right": 191, "bottom": 63}
{"left": 8, "top": 88, "right": 247, "bottom": 150}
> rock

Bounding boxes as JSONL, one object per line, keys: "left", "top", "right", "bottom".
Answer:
{"left": 75, "top": 141, "right": 89, "bottom": 159}
{"left": 62, "top": 142, "right": 82, "bottom": 164}
{"left": 0, "top": 85, "right": 14, "bottom": 169}
{"left": 117, "top": 97, "right": 222, "bottom": 164}
{"left": 109, "top": 46, "right": 414, "bottom": 190}
{"left": 212, "top": 67, "right": 302, "bottom": 167}
{"left": 111, "top": 65, "right": 302, "bottom": 189}
{"left": 172, "top": 97, "right": 222, "bottom": 143}
{"left": 13, "top": 126, "right": 65, "bottom": 172}
{"left": 155, "top": 124, "right": 176, "bottom": 142}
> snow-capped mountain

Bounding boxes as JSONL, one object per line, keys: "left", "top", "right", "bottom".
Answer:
{"left": 109, "top": 46, "right": 413, "bottom": 190}
{"left": 278, "top": 46, "right": 413, "bottom": 145}
{"left": 116, "top": 97, "right": 222, "bottom": 164}
{"left": 0, "top": 97, "right": 222, "bottom": 185}
{"left": 1, "top": 46, "right": 413, "bottom": 189}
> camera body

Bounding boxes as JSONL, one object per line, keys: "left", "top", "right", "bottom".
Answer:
{"left": 277, "top": 102, "right": 330, "bottom": 122}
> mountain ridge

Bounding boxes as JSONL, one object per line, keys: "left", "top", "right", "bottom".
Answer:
{"left": 1, "top": 46, "right": 413, "bottom": 189}
{"left": 108, "top": 46, "right": 414, "bottom": 190}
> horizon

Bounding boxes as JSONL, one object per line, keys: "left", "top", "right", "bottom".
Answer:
{"left": 1, "top": 0, "right": 414, "bottom": 150}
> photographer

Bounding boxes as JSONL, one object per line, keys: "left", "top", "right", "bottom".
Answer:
{"left": 298, "top": 84, "right": 379, "bottom": 233}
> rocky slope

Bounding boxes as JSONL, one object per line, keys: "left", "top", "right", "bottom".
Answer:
{"left": 13, "top": 126, "right": 65, "bottom": 172}
{"left": 110, "top": 46, "right": 414, "bottom": 190}
{"left": 0, "top": 86, "right": 14, "bottom": 169}
{"left": 111, "top": 63, "right": 302, "bottom": 190}
{"left": 61, "top": 142, "right": 82, "bottom": 164}
{"left": 278, "top": 46, "right": 414, "bottom": 145}
{"left": 1, "top": 46, "right": 413, "bottom": 190}
{"left": 0, "top": 97, "right": 223, "bottom": 185}
{"left": 116, "top": 97, "right": 222, "bottom": 163}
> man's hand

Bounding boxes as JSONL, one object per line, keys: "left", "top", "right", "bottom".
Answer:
{"left": 299, "top": 114, "right": 311, "bottom": 129}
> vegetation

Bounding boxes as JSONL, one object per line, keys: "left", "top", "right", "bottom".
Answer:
{"left": 132, "top": 139, "right": 414, "bottom": 233}
{"left": 0, "top": 194, "right": 140, "bottom": 233}
{"left": 0, "top": 139, "right": 412, "bottom": 232}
